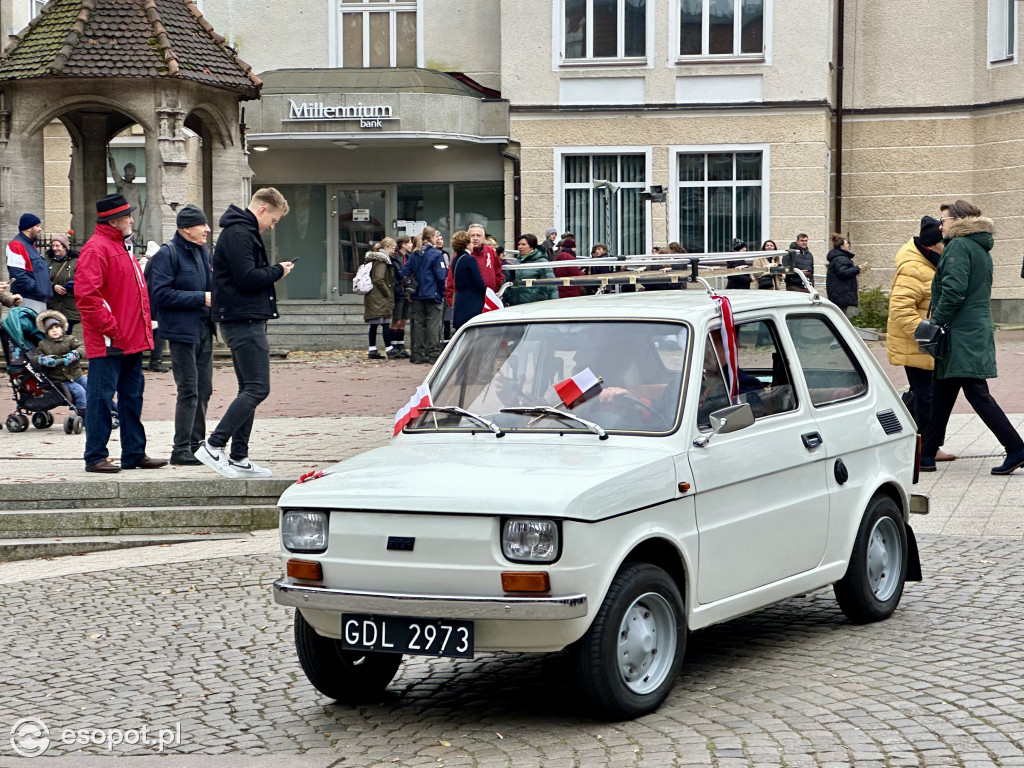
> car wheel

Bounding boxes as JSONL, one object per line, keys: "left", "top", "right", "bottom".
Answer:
{"left": 293, "top": 610, "right": 402, "bottom": 703}
{"left": 574, "top": 562, "right": 686, "bottom": 720}
{"left": 834, "top": 494, "right": 908, "bottom": 623}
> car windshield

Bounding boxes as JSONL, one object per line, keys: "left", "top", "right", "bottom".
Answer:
{"left": 409, "top": 320, "right": 689, "bottom": 435}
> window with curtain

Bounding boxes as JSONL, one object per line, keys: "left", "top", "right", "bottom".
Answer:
{"left": 338, "top": 0, "right": 418, "bottom": 68}
{"left": 676, "top": 150, "right": 763, "bottom": 254}
{"left": 679, "top": 0, "right": 764, "bottom": 58}
{"left": 564, "top": 0, "right": 647, "bottom": 61}
{"left": 988, "top": 0, "right": 1016, "bottom": 63}
{"left": 562, "top": 153, "right": 647, "bottom": 257}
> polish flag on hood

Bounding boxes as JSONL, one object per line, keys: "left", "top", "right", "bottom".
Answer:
{"left": 394, "top": 384, "right": 432, "bottom": 436}
{"left": 483, "top": 287, "right": 503, "bottom": 313}
{"left": 553, "top": 367, "right": 601, "bottom": 407}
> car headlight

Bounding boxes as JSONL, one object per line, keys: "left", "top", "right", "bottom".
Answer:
{"left": 281, "top": 510, "right": 328, "bottom": 553}
{"left": 502, "top": 518, "right": 560, "bottom": 563}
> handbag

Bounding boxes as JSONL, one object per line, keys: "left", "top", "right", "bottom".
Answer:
{"left": 914, "top": 318, "right": 949, "bottom": 359}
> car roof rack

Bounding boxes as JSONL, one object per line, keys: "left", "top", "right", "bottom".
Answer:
{"left": 500, "top": 250, "right": 821, "bottom": 302}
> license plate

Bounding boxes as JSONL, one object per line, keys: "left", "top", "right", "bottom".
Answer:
{"left": 341, "top": 614, "right": 474, "bottom": 659}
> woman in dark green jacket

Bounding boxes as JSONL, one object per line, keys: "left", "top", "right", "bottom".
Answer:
{"left": 504, "top": 234, "right": 558, "bottom": 305}
{"left": 920, "top": 200, "right": 1024, "bottom": 475}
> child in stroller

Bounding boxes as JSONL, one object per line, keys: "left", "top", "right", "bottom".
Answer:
{"left": 1, "top": 307, "right": 116, "bottom": 433}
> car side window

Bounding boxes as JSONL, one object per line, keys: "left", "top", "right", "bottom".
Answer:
{"left": 785, "top": 315, "right": 868, "bottom": 407}
{"left": 734, "top": 320, "right": 798, "bottom": 418}
{"left": 696, "top": 332, "right": 731, "bottom": 430}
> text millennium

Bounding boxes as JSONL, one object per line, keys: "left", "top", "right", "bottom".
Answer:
{"left": 288, "top": 100, "right": 393, "bottom": 128}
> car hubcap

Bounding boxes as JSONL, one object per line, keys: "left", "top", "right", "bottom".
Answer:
{"left": 866, "top": 517, "right": 901, "bottom": 601}
{"left": 617, "top": 592, "right": 677, "bottom": 695}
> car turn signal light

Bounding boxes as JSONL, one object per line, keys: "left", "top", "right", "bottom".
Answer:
{"left": 501, "top": 572, "right": 550, "bottom": 593}
{"left": 287, "top": 559, "right": 323, "bottom": 581}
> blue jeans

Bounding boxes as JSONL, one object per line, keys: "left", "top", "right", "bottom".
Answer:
{"left": 66, "top": 375, "right": 87, "bottom": 413}
{"left": 209, "top": 320, "right": 270, "bottom": 461}
{"left": 85, "top": 353, "right": 147, "bottom": 467}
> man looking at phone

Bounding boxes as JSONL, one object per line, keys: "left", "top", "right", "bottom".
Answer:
{"left": 196, "top": 188, "right": 294, "bottom": 478}
{"left": 148, "top": 204, "right": 215, "bottom": 465}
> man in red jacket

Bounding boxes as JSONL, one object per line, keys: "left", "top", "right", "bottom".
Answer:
{"left": 75, "top": 193, "right": 167, "bottom": 473}
{"left": 445, "top": 223, "right": 503, "bottom": 307}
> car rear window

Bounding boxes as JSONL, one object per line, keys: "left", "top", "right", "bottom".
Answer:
{"left": 785, "top": 315, "right": 868, "bottom": 407}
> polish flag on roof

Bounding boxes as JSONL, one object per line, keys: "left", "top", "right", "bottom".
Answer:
{"left": 483, "top": 287, "right": 503, "bottom": 313}
{"left": 393, "top": 384, "right": 432, "bottom": 436}
{"left": 553, "top": 367, "right": 601, "bottom": 407}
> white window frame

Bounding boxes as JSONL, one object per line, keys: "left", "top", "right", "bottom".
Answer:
{"left": 670, "top": 0, "right": 771, "bottom": 65}
{"left": 30, "top": 0, "right": 46, "bottom": 18}
{"left": 553, "top": 146, "right": 653, "bottom": 256}
{"left": 988, "top": 0, "right": 1017, "bottom": 66}
{"left": 328, "top": 0, "right": 423, "bottom": 69}
{"left": 668, "top": 144, "right": 770, "bottom": 253}
{"left": 554, "top": 0, "right": 654, "bottom": 70}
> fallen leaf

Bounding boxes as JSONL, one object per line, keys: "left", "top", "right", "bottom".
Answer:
{"left": 89, "top": 633, "right": 102, "bottom": 639}
{"left": 439, "top": 740, "right": 450, "bottom": 747}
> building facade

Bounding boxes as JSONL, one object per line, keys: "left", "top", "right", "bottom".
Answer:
{"left": 10, "top": 0, "right": 1023, "bottom": 324}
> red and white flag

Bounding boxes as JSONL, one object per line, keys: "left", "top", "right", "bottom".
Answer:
{"left": 483, "top": 287, "right": 503, "bottom": 313}
{"left": 553, "top": 367, "right": 601, "bottom": 407}
{"left": 711, "top": 294, "right": 739, "bottom": 401}
{"left": 393, "top": 384, "right": 432, "bottom": 436}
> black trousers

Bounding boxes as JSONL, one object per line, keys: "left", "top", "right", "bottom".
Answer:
{"left": 904, "top": 366, "right": 936, "bottom": 439}
{"left": 169, "top": 322, "right": 214, "bottom": 453}
{"left": 922, "top": 377, "right": 1024, "bottom": 459}
{"left": 209, "top": 320, "right": 270, "bottom": 461}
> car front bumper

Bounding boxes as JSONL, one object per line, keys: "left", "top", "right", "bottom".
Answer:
{"left": 273, "top": 579, "right": 589, "bottom": 621}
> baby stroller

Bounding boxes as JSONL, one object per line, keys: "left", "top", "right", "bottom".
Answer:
{"left": 1, "top": 306, "right": 84, "bottom": 434}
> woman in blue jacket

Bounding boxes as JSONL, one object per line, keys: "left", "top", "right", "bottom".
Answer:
{"left": 402, "top": 226, "right": 448, "bottom": 364}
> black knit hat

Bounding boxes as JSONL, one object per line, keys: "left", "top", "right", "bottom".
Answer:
{"left": 919, "top": 216, "right": 942, "bottom": 246}
{"left": 176, "top": 204, "right": 208, "bottom": 229}
{"left": 96, "top": 193, "right": 136, "bottom": 223}
{"left": 731, "top": 237, "right": 747, "bottom": 251}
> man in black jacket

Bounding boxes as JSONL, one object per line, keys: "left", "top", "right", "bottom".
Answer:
{"left": 196, "top": 188, "right": 294, "bottom": 478}
{"left": 149, "top": 205, "right": 215, "bottom": 466}
{"left": 785, "top": 233, "right": 815, "bottom": 292}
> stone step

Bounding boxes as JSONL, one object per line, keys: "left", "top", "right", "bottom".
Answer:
{"left": 0, "top": 505, "right": 279, "bottom": 539}
{"left": 0, "top": 533, "right": 256, "bottom": 563}
{"left": 265, "top": 333, "right": 365, "bottom": 350}
{"left": 0, "top": 478, "right": 293, "bottom": 511}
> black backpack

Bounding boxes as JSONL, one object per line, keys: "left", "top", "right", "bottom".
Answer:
{"left": 143, "top": 240, "right": 180, "bottom": 310}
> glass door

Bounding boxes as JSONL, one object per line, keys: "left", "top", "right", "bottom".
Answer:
{"left": 335, "top": 188, "right": 388, "bottom": 295}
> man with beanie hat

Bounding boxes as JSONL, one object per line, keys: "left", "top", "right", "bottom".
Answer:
{"left": 886, "top": 215, "right": 955, "bottom": 463}
{"left": 148, "top": 204, "right": 215, "bottom": 465}
{"left": 6, "top": 212, "right": 52, "bottom": 314}
{"left": 539, "top": 227, "right": 559, "bottom": 258}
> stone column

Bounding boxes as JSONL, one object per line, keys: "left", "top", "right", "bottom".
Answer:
{"left": 155, "top": 88, "right": 188, "bottom": 244}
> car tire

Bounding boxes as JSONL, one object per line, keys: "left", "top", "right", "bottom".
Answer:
{"left": 574, "top": 562, "right": 686, "bottom": 720}
{"left": 834, "top": 494, "right": 908, "bottom": 624}
{"left": 293, "top": 610, "right": 402, "bottom": 703}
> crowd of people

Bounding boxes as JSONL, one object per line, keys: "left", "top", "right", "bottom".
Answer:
{"left": 3, "top": 192, "right": 1022, "bottom": 477}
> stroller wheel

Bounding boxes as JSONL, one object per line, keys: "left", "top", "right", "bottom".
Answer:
{"left": 64, "top": 416, "right": 75, "bottom": 434}
{"left": 7, "top": 413, "right": 29, "bottom": 433}
{"left": 44, "top": 411, "right": 54, "bottom": 428}
{"left": 31, "top": 411, "right": 51, "bottom": 429}
{"left": 73, "top": 416, "right": 84, "bottom": 434}
{"left": 111, "top": 413, "right": 120, "bottom": 430}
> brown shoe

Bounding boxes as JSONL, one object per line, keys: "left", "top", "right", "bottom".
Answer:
{"left": 85, "top": 459, "right": 121, "bottom": 473}
{"left": 935, "top": 449, "right": 957, "bottom": 462}
{"left": 122, "top": 456, "right": 168, "bottom": 470}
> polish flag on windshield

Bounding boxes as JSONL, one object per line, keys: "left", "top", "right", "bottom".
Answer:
{"left": 394, "top": 384, "right": 432, "bottom": 436}
{"left": 554, "top": 367, "right": 601, "bottom": 407}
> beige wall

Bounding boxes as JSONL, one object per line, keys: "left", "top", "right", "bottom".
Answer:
{"left": 845, "top": 1, "right": 1024, "bottom": 110}
{"left": 514, "top": 109, "right": 832, "bottom": 257}
{"left": 841, "top": 109, "right": 1024, "bottom": 301}
{"left": 500, "top": 0, "right": 832, "bottom": 106}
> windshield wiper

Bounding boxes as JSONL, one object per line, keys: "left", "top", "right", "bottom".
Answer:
{"left": 500, "top": 406, "right": 608, "bottom": 440}
{"left": 417, "top": 406, "right": 505, "bottom": 437}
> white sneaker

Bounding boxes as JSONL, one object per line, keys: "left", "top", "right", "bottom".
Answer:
{"left": 195, "top": 441, "right": 242, "bottom": 479}
{"left": 228, "top": 456, "right": 273, "bottom": 477}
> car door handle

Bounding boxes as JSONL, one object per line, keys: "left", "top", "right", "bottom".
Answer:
{"left": 802, "top": 432, "right": 823, "bottom": 449}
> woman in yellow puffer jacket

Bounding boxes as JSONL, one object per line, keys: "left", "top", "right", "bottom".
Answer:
{"left": 886, "top": 215, "right": 954, "bottom": 462}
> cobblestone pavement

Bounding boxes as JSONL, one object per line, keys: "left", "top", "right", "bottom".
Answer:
{"left": 2, "top": 534, "right": 1023, "bottom": 766}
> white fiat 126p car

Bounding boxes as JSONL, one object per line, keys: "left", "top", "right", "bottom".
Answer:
{"left": 273, "top": 286, "right": 926, "bottom": 720}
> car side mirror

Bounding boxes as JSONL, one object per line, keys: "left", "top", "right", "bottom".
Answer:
{"left": 693, "top": 402, "right": 754, "bottom": 447}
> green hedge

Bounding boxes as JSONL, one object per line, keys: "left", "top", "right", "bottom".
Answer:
{"left": 850, "top": 287, "right": 889, "bottom": 329}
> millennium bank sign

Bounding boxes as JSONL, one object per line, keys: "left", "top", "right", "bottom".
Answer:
{"left": 287, "top": 100, "right": 396, "bottom": 128}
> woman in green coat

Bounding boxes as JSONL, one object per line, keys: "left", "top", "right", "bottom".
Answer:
{"left": 363, "top": 238, "right": 396, "bottom": 360}
{"left": 504, "top": 234, "right": 558, "bottom": 306}
{"left": 920, "top": 200, "right": 1024, "bottom": 475}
